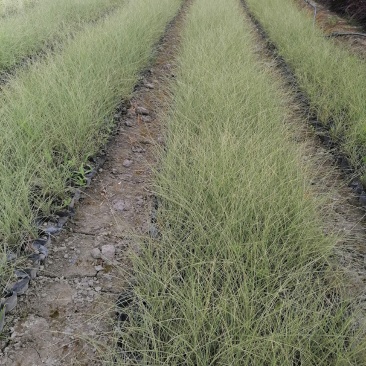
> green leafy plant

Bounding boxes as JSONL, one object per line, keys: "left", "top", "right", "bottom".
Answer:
{"left": 71, "top": 164, "right": 92, "bottom": 187}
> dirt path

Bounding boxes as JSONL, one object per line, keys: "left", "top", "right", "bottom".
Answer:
{"left": 240, "top": 0, "right": 366, "bottom": 304}
{"left": 0, "top": 2, "right": 189, "bottom": 365}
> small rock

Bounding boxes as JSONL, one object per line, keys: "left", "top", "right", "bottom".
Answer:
{"left": 149, "top": 224, "right": 159, "bottom": 239}
{"left": 131, "top": 146, "right": 146, "bottom": 153}
{"left": 44, "top": 226, "right": 61, "bottom": 235}
{"left": 360, "top": 193, "right": 366, "bottom": 207}
{"left": 123, "top": 159, "right": 133, "bottom": 168}
{"left": 101, "top": 244, "right": 116, "bottom": 260}
{"left": 356, "top": 183, "right": 363, "bottom": 194}
{"left": 64, "top": 254, "right": 69, "bottom": 259}
{"left": 1, "top": 292, "right": 17, "bottom": 313}
{"left": 94, "top": 265, "right": 104, "bottom": 272}
{"left": 126, "top": 110, "right": 135, "bottom": 118}
{"left": 113, "top": 200, "right": 131, "bottom": 212}
{"left": 6, "top": 252, "right": 17, "bottom": 262}
{"left": 135, "top": 106, "right": 149, "bottom": 115}
{"left": 136, "top": 197, "right": 144, "bottom": 206}
{"left": 145, "top": 83, "right": 155, "bottom": 89}
{"left": 91, "top": 248, "right": 101, "bottom": 259}
{"left": 11, "top": 278, "right": 29, "bottom": 295}
{"left": 141, "top": 115, "right": 152, "bottom": 123}
{"left": 125, "top": 119, "right": 134, "bottom": 127}
{"left": 95, "top": 287, "right": 102, "bottom": 292}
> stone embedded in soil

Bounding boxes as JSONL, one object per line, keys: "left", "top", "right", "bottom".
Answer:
{"left": 131, "top": 146, "right": 146, "bottom": 153}
{"left": 91, "top": 248, "right": 101, "bottom": 259}
{"left": 141, "top": 115, "right": 152, "bottom": 123}
{"left": 6, "top": 252, "right": 17, "bottom": 262}
{"left": 11, "top": 278, "right": 29, "bottom": 295}
{"left": 125, "top": 119, "right": 134, "bottom": 127}
{"left": 140, "top": 138, "right": 151, "bottom": 145}
{"left": 123, "top": 159, "right": 133, "bottom": 168}
{"left": 359, "top": 193, "right": 366, "bottom": 207}
{"left": 126, "top": 110, "right": 135, "bottom": 118}
{"left": 145, "top": 83, "right": 155, "bottom": 89}
{"left": 135, "top": 106, "right": 150, "bottom": 115}
{"left": 101, "top": 245, "right": 116, "bottom": 260}
{"left": 1, "top": 292, "right": 17, "bottom": 313}
{"left": 113, "top": 200, "right": 131, "bottom": 212}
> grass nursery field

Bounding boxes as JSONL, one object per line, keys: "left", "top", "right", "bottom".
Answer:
{"left": 1, "top": 0, "right": 366, "bottom": 364}
{"left": 116, "top": 0, "right": 366, "bottom": 364}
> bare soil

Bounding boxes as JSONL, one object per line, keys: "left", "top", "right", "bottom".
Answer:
{"left": 0, "top": 2, "right": 188, "bottom": 365}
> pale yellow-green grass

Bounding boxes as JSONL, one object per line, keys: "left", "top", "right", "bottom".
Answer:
{"left": 0, "top": 0, "right": 36, "bottom": 16}
{"left": 0, "top": 0, "right": 123, "bottom": 71}
{"left": 0, "top": 0, "right": 182, "bottom": 246}
{"left": 245, "top": 0, "right": 366, "bottom": 179}
{"left": 115, "top": 0, "right": 366, "bottom": 364}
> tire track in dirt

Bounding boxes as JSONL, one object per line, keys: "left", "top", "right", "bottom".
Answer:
{"left": 0, "top": 1, "right": 190, "bottom": 364}
{"left": 240, "top": 0, "right": 366, "bottom": 311}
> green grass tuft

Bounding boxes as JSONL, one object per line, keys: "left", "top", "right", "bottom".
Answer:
{"left": 0, "top": 0, "right": 123, "bottom": 71}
